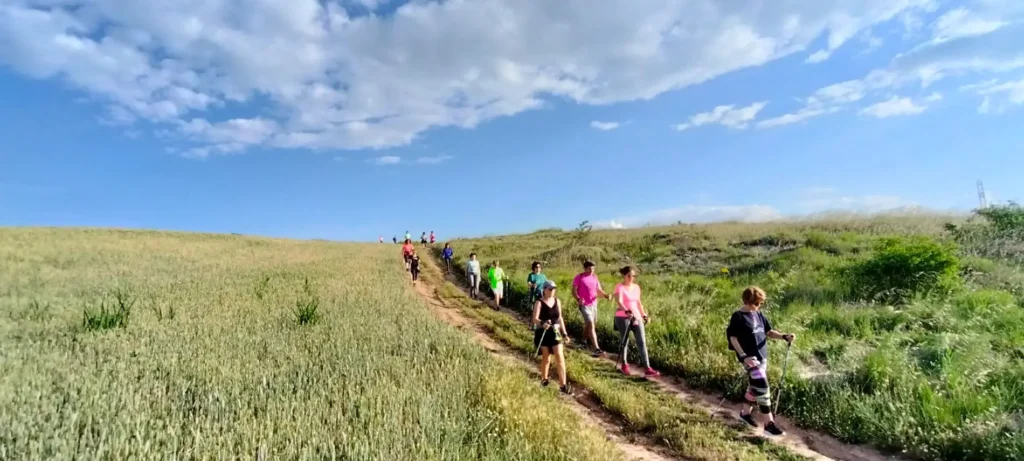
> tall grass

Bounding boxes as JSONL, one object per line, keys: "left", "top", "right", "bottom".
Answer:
{"left": 0, "top": 228, "right": 618, "bottom": 460}
{"left": 442, "top": 214, "right": 1024, "bottom": 460}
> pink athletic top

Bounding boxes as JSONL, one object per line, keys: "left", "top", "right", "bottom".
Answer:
{"left": 572, "top": 273, "right": 602, "bottom": 306}
{"left": 613, "top": 283, "right": 641, "bottom": 318}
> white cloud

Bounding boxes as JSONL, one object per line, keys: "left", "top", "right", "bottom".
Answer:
{"left": 964, "top": 78, "right": 1024, "bottom": 113}
{"left": 371, "top": 155, "right": 401, "bottom": 165}
{"left": 0, "top": 0, "right": 940, "bottom": 156}
{"left": 415, "top": 155, "right": 454, "bottom": 164}
{"left": 806, "top": 50, "right": 831, "bottom": 64}
{"left": 933, "top": 8, "right": 1006, "bottom": 41}
{"left": 605, "top": 204, "right": 784, "bottom": 228}
{"left": 923, "top": 92, "right": 943, "bottom": 102}
{"left": 859, "top": 96, "right": 927, "bottom": 118}
{"left": 590, "top": 121, "right": 620, "bottom": 131}
{"left": 801, "top": 188, "right": 916, "bottom": 213}
{"left": 675, "top": 101, "right": 768, "bottom": 131}
{"left": 756, "top": 106, "right": 838, "bottom": 129}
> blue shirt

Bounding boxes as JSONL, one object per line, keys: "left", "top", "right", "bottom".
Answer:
{"left": 442, "top": 247, "right": 454, "bottom": 259}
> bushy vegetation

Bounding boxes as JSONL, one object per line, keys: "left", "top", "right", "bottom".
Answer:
{"left": 442, "top": 211, "right": 1024, "bottom": 461}
{"left": 0, "top": 229, "right": 619, "bottom": 460}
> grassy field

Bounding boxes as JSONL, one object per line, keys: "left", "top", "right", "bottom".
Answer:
{"left": 0, "top": 228, "right": 621, "bottom": 460}
{"left": 438, "top": 208, "right": 1024, "bottom": 461}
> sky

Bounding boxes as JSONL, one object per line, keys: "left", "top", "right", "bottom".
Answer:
{"left": 1, "top": 0, "right": 1022, "bottom": 241}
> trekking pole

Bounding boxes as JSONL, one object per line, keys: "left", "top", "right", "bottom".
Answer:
{"left": 535, "top": 323, "right": 551, "bottom": 357}
{"left": 713, "top": 363, "right": 753, "bottom": 415}
{"left": 615, "top": 314, "right": 634, "bottom": 368}
{"left": 773, "top": 341, "right": 793, "bottom": 415}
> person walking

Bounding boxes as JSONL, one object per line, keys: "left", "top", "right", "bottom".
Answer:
{"left": 429, "top": 231, "right": 436, "bottom": 246}
{"left": 420, "top": 232, "right": 428, "bottom": 245}
{"left": 409, "top": 250, "right": 421, "bottom": 286}
{"left": 613, "top": 266, "right": 660, "bottom": 378}
{"left": 402, "top": 239, "right": 415, "bottom": 271}
{"left": 379, "top": 235, "right": 384, "bottom": 243}
{"left": 572, "top": 260, "right": 611, "bottom": 357}
{"left": 532, "top": 280, "right": 571, "bottom": 394}
{"left": 405, "top": 231, "right": 411, "bottom": 242}
{"left": 466, "top": 253, "right": 482, "bottom": 299}
{"left": 487, "top": 260, "right": 505, "bottom": 310}
{"left": 526, "top": 261, "right": 548, "bottom": 304}
{"left": 727, "top": 286, "right": 795, "bottom": 437}
{"left": 393, "top": 236, "right": 398, "bottom": 244}
{"left": 441, "top": 243, "right": 454, "bottom": 273}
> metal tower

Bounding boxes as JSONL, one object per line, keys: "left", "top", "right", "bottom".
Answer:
{"left": 977, "top": 180, "right": 989, "bottom": 209}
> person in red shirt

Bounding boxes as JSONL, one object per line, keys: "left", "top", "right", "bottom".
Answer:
{"left": 401, "top": 239, "right": 415, "bottom": 271}
{"left": 429, "top": 231, "right": 436, "bottom": 246}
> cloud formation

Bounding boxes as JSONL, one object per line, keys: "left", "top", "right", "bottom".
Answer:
{"left": 590, "top": 121, "right": 620, "bottom": 131}
{"left": 859, "top": 96, "right": 928, "bottom": 118}
{"left": 0, "top": 0, "right": 940, "bottom": 155}
{"left": 674, "top": 101, "right": 768, "bottom": 131}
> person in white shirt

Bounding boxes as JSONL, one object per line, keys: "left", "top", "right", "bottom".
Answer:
{"left": 466, "top": 253, "right": 482, "bottom": 299}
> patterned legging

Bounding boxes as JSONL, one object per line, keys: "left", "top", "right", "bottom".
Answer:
{"left": 744, "top": 361, "right": 771, "bottom": 414}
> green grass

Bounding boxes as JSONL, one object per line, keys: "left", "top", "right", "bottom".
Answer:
{"left": 0, "top": 228, "right": 620, "bottom": 460}
{"left": 440, "top": 212, "right": 1024, "bottom": 461}
{"left": 420, "top": 256, "right": 806, "bottom": 461}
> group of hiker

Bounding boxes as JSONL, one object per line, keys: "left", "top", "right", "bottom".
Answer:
{"left": 383, "top": 230, "right": 436, "bottom": 246}
{"left": 407, "top": 243, "right": 797, "bottom": 436}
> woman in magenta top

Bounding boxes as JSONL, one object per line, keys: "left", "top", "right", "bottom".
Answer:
{"left": 613, "top": 266, "right": 659, "bottom": 377}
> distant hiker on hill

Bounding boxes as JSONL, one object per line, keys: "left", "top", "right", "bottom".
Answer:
{"left": 727, "top": 286, "right": 794, "bottom": 437}
{"left": 572, "top": 260, "right": 611, "bottom": 357}
{"left": 379, "top": 235, "right": 384, "bottom": 243}
{"left": 526, "top": 261, "right": 547, "bottom": 303}
{"left": 429, "top": 231, "right": 436, "bottom": 246}
{"left": 393, "top": 236, "right": 398, "bottom": 244}
{"left": 409, "top": 250, "right": 421, "bottom": 285}
{"left": 533, "top": 280, "right": 571, "bottom": 395}
{"left": 614, "top": 266, "right": 660, "bottom": 378}
{"left": 405, "top": 231, "right": 411, "bottom": 241}
{"left": 466, "top": 253, "right": 482, "bottom": 299}
{"left": 402, "top": 239, "right": 415, "bottom": 271}
{"left": 420, "top": 232, "right": 428, "bottom": 245}
{"left": 442, "top": 243, "right": 454, "bottom": 273}
{"left": 487, "top": 260, "right": 505, "bottom": 310}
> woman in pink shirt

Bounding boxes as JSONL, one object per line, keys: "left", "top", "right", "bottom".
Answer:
{"left": 613, "top": 266, "right": 660, "bottom": 377}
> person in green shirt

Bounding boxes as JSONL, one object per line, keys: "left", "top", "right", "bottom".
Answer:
{"left": 487, "top": 260, "right": 505, "bottom": 310}
{"left": 526, "top": 261, "right": 547, "bottom": 303}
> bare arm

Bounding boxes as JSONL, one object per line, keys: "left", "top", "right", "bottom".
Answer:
{"left": 556, "top": 300, "right": 569, "bottom": 337}
{"left": 767, "top": 330, "right": 795, "bottom": 342}
{"left": 532, "top": 300, "right": 542, "bottom": 328}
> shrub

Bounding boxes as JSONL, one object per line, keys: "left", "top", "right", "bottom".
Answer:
{"left": 293, "top": 278, "right": 321, "bottom": 326}
{"left": 850, "top": 236, "right": 961, "bottom": 305}
{"left": 82, "top": 289, "right": 135, "bottom": 331}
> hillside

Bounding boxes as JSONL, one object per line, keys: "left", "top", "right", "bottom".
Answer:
{"left": 437, "top": 208, "right": 1024, "bottom": 461}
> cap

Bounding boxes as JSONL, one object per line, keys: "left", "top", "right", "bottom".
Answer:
{"left": 542, "top": 280, "right": 558, "bottom": 290}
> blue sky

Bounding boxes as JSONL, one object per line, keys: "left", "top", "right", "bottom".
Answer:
{"left": 1, "top": 0, "right": 1023, "bottom": 241}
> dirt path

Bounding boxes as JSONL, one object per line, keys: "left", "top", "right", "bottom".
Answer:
{"left": 419, "top": 256, "right": 904, "bottom": 461}
{"left": 411, "top": 260, "right": 676, "bottom": 461}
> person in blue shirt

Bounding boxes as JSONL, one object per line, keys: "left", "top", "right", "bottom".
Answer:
{"left": 441, "top": 243, "right": 454, "bottom": 273}
{"left": 526, "top": 261, "right": 548, "bottom": 302}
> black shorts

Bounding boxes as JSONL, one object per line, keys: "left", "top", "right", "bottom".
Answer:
{"left": 533, "top": 326, "right": 562, "bottom": 353}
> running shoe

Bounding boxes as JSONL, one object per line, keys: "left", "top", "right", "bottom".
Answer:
{"left": 764, "top": 422, "right": 785, "bottom": 436}
{"left": 560, "top": 384, "right": 572, "bottom": 395}
{"left": 644, "top": 368, "right": 661, "bottom": 378}
{"left": 541, "top": 379, "right": 550, "bottom": 387}
{"left": 619, "top": 363, "right": 631, "bottom": 375}
{"left": 592, "top": 349, "right": 605, "bottom": 357}
{"left": 739, "top": 412, "right": 757, "bottom": 427}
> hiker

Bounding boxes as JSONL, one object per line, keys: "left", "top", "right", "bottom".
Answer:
{"left": 420, "top": 232, "right": 428, "bottom": 245}
{"left": 526, "top": 261, "right": 547, "bottom": 303}
{"left": 533, "top": 280, "right": 571, "bottom": 394}
{"left": 466, "top": 253, "right": 482, "bottom": 299}
{"left": 429, "top": 231, "right": 436, "bottom": 246}
{"left": 393, "top": 236, "right": 397, "bottom": 244}
{"left": 613, "top": 265, "right": 660, "bottom": 378}
{"left": 487, "top": 260, "right": 505, "bottom": 310}
{"left": 405, "top": 230, "right": 411, "bottom": 242}
{"left": 442, "top": 243, "right": 454, "bottom": 273}
{"left": 572, "top": 260, "right": 612, "bottom": 357}
{"left": 379, "top": 235, "right": 384, "bottom": 243}
{"left": 409, "top": 250, "right": 421, "bottom": 285}
{"left": 402, "top": 239, "right": 415, "bottom": 271}
{"left": 726, "top": 286, "right": 795, "bottom": 437}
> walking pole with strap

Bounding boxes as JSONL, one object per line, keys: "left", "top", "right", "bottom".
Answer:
{"left": 773, "top": 341, "right": 793, "bottom": 415}
{"left": 535, "top": 323, "right": 551, "bottom": 357}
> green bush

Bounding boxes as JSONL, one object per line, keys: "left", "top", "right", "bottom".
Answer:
{"left": 851, "top": 236, "right": 961, "bottom": 305}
